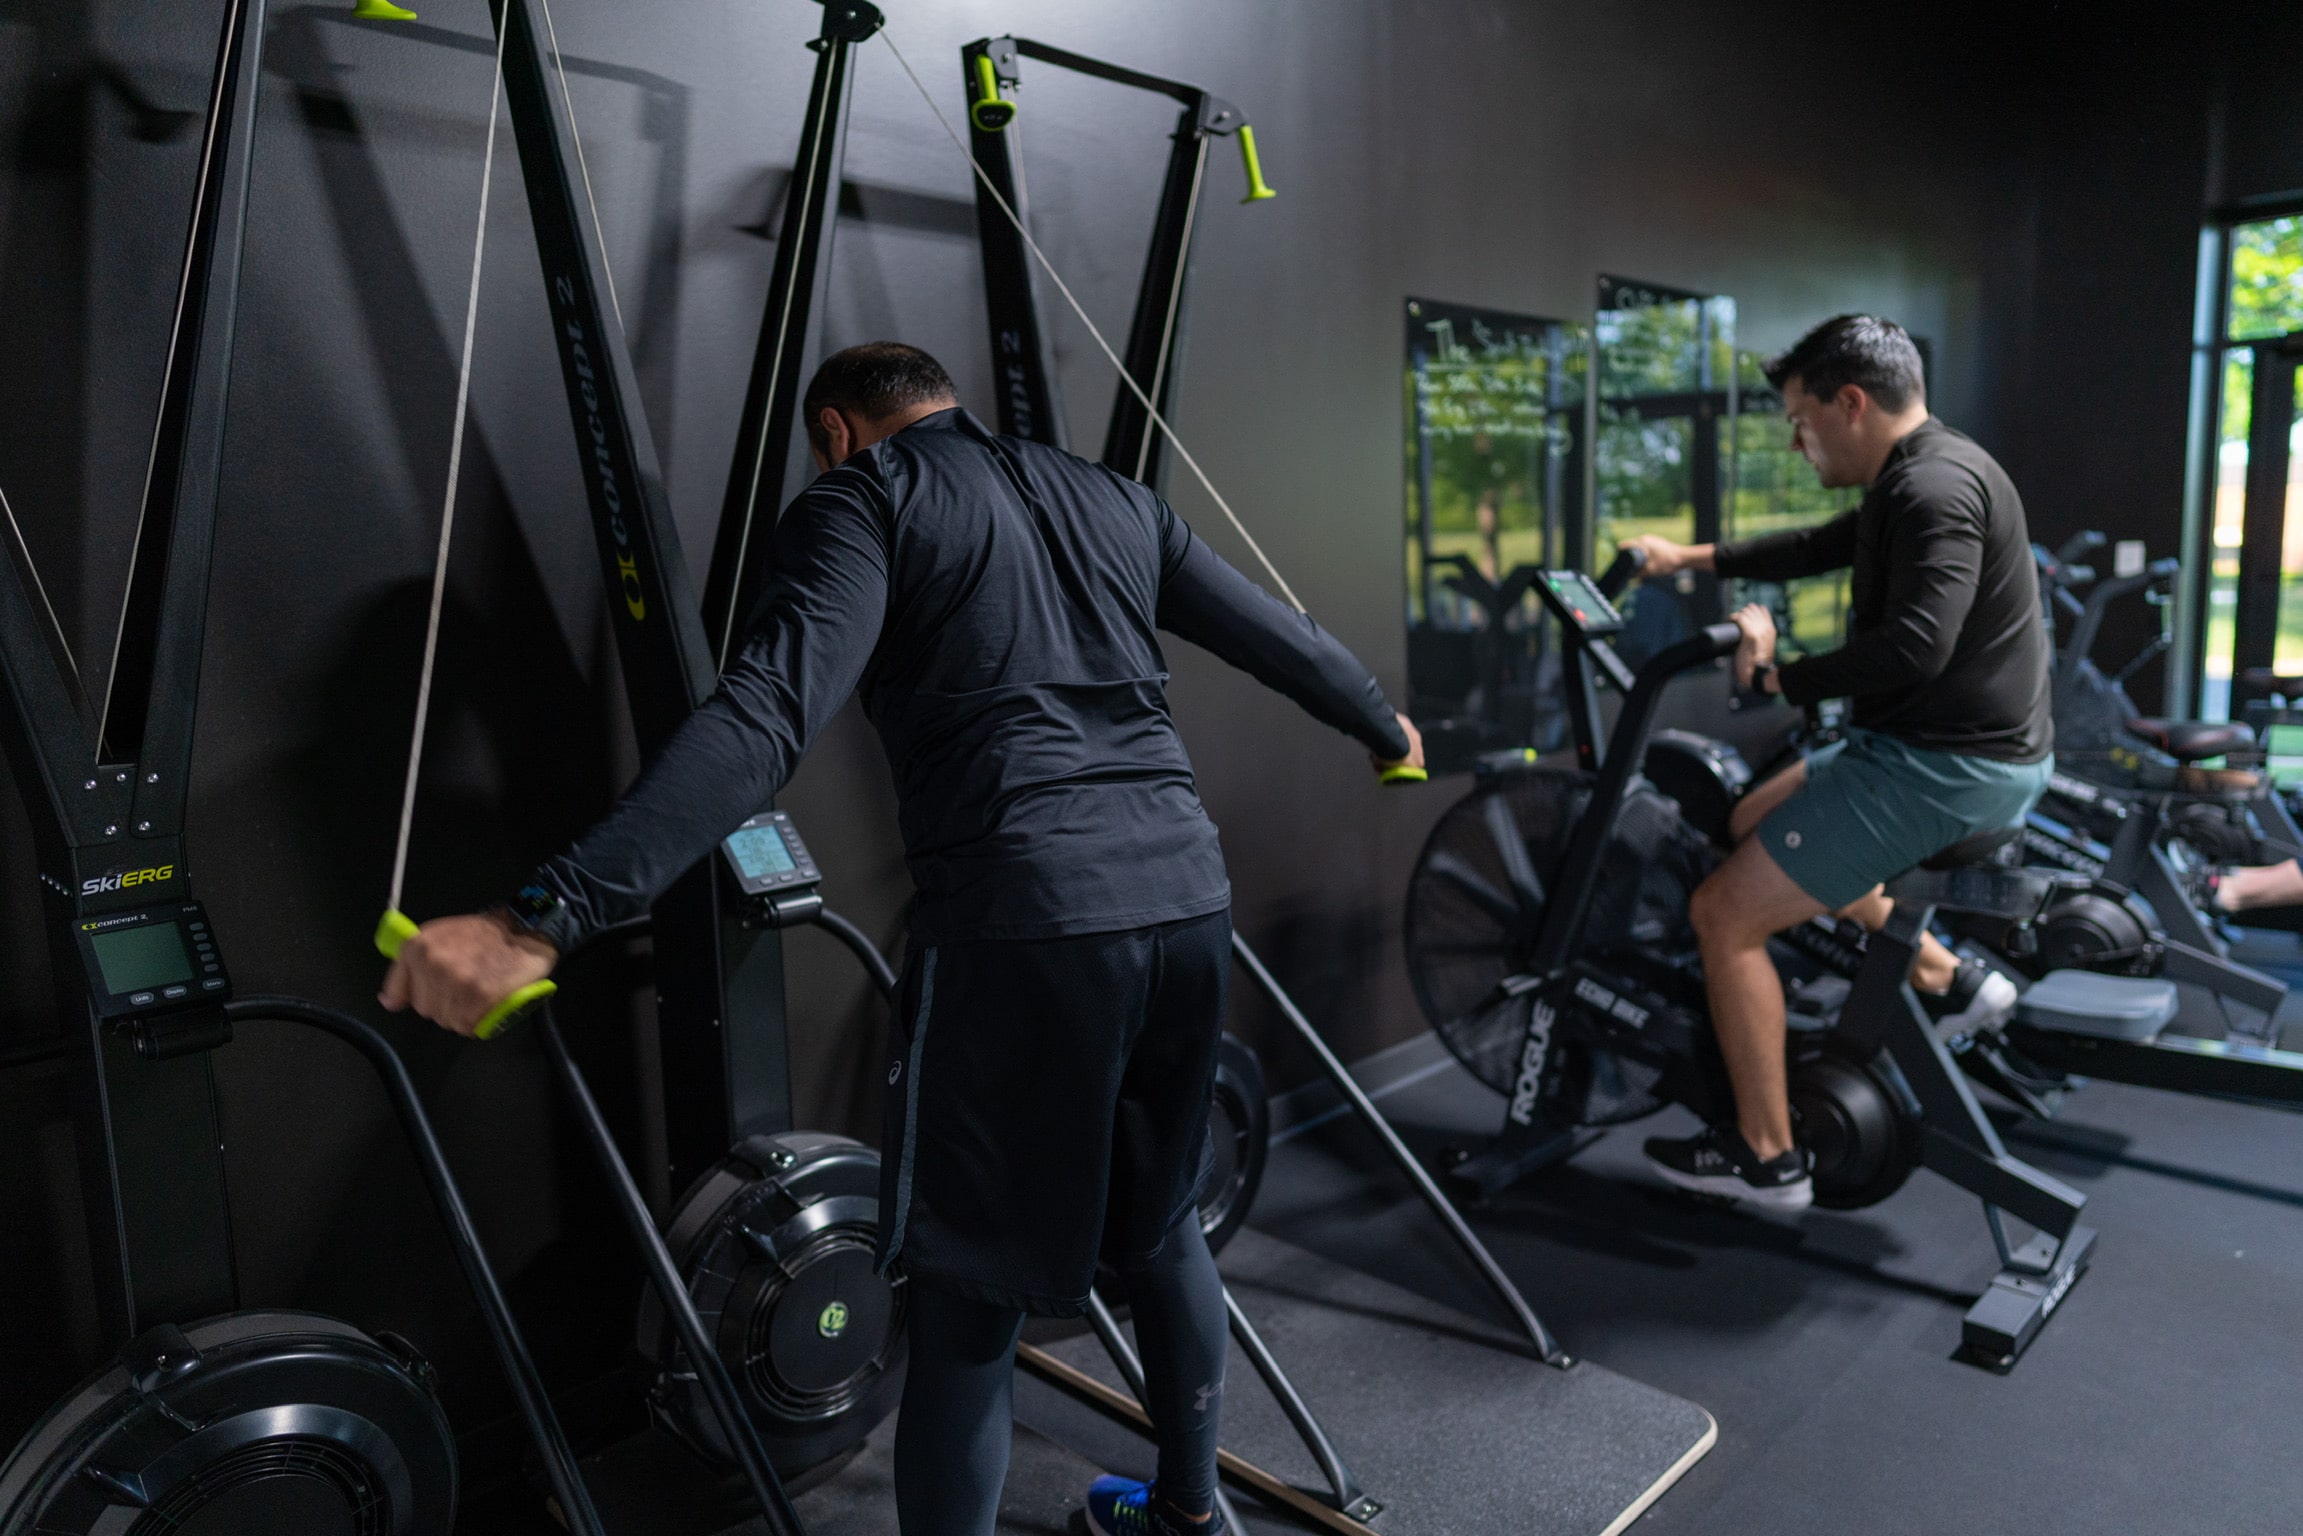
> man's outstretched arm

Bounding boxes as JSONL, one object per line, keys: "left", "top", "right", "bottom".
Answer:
{"left": 1625, "top": 510, "right": 1859, "bottom": 584}
{"left": 1154, "top": 523, "right": 1416, "bottom": 764}
{"left": 381, "top": 469, "right": 892, "bottom": 1034}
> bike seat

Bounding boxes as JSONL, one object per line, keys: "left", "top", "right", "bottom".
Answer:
{"left": 1920, "top": 824, "right": 2021, "bottom": 870}
{"left": 1888, "top": 826, "right": 2054, "bottom": 920}
{"left": 2241, "top": 667, "right": 2303, "bottom": 695}
{"left": 2126, "top": 718, "right": 2254, "bottom": 762}
{"left": 2014, "top": 969, "right": 2177, "bottom": 1042}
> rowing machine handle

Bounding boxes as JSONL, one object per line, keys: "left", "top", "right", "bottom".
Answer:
{"left": 374, "top": 909, "right": 557, "bottom": 1042}
{"left": 1597, "top": 545, "right": 1648, "bottom": 600}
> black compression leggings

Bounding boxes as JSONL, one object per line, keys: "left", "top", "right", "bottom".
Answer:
{"left": 893, "top": 1219, "right": 1229, "bottom": 1535}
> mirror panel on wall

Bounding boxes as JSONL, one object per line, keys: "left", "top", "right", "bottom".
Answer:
{"left": 1401, "top": 297, "right": 1588, "bottom": 774}
{"left": 1592, "top": 276, "right": 1736, "bottom": 665}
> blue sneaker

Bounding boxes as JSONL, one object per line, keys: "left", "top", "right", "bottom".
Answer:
{"left": 1083, "top": 1474, "right": 1220, "bottom": 1536}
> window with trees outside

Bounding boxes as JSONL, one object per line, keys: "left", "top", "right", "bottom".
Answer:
{"left": 1720, "top": 350, "right": 1857, "bottom": 663}
{"left": 1402, "top": 286, "right": 1890, "bottom": 772}
{"left": 2197, "top": 212, "right": 2303, "bottom": 725}
{"left": 1592, "top": 278, "right": 1735, "bottom": 667}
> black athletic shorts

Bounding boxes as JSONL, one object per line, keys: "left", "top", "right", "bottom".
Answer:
{"left": 874, "top": 908, "right": 1229, "bottom": 1316}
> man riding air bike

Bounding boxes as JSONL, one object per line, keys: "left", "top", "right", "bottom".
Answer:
{"left": 1625, "top": 314, "right": 2054, "bottom": 1210}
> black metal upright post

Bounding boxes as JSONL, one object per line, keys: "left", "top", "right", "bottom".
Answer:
{"left": 2233, "top": 340, "right": 2301, "bottom": 709}
{"left": 485, "top": 0, "right": 788, "bottom": 1193}
{"left": 0, "top": 0, "right": 265, "bottom": 1344}
{"left": 965, "top": 37, "right": 1067, "bottom": 451}
{"left": 1687, "top": 304, "right": 1722, "bottom": 624}
{"left": 705, "top": 0, "right": 882, "bottom": 667}
{"left": 963, "top": 36, "right": 1255, "bottom": 494}
{"left": 1102, "top": 110, "right": 1216, "bottom": 488}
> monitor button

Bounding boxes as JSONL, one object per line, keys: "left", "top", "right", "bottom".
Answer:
{"left": 201, "top": 978, "right": 226, "bottom": 991}
{"left": 161, "top": 985, "right": 188, "bottom": 1000}
{"left": 129, "top": 991, "right": 156, "bottom": 1007}
{"left": 202, "top": 963, "right": 221, "bottom": 974}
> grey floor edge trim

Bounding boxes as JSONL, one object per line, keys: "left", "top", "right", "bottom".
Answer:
{"left": 1266, "top": 1028, "right": 1454, "bottom": 1143}
{"left": 1595, "top": 1410, "right": 1718, "bottom": 1536}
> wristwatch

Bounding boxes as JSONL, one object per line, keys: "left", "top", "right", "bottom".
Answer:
{"left": 495, "top": 880, "right": 579, "bottom": 953}
{"left": 1751, "top": 661, "right": 1778, "bottom": 693}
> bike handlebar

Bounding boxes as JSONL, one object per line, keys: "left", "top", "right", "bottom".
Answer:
{"left": 1597, "top": 545, "right": 1648, "bottom": 600}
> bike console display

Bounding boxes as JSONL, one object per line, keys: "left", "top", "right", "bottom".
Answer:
{"left": 1536, "top": 570, "right": 1626, "bottom": 637}
{"left": 73, "top": 900, "right": 229, "bottom": 1020}
{"left": 720, "top": 810, "right": 824, "bottom": 927}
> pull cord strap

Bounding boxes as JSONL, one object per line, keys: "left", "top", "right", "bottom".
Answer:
{"left": 0, "top": 483, "right": 82, "bottom": 696}
{"left": 386, "top": 9, "right": 510, "bottom": 916}
{"left": 534, "top": 0, "right": 625, "bottom": 333}
{"left": 875, "top": 26, "right": 1307, "bottom": 614}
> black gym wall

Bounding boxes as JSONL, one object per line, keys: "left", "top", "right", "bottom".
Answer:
{"left": 1983, "top": 12, "right": 2303, "bottom": 718}
{"left": 0, "top": 0, "right": 2104, "bottom": 1451}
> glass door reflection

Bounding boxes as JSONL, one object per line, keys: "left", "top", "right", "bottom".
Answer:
{"left": 1402, "top": 298, "right": 1587, "bottom": 773}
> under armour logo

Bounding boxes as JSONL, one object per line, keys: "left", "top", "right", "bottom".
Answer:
{"left": 1193, "top": 1379, "right": 1222, "bottom": 1413}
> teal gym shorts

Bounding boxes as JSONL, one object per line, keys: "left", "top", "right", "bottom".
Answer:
{"left": 1759, "top": 727, "right": 2053, "bottom": 910}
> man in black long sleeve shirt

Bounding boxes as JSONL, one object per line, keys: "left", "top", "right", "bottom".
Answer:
{"left": 381, "top": 344, "right": 1418, "bottom": 1536}
{"left": 1623, "top": 316, "right": 2052, "bottom": 1211}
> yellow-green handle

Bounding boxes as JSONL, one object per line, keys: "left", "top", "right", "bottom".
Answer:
{"left": 351, "top": 0, "right": 419, "bottom": 19}
{"left": 1236, "top": 125, "right": 1276, "bottom": 203}
{"left": 970, "top": 54, "right": 1016, "bottom": 132}
{"left": 472, "top": 980, "right": 557, "bottom": 1041}
{"left": 375, "top": 909, "right": 419, "bottom": 959}
{"left": 375, "top": 907, "right": 557, "bottom": 1042}
{"left": 1380, "top": 764, "right": 1428, "bottom": 785}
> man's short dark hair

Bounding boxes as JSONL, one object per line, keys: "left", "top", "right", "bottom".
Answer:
{"left": 1762, "top": 315, "right": 1925, "bottom": 412}
{"left": 802, "top": 342, "right": 957, "bottom": 454}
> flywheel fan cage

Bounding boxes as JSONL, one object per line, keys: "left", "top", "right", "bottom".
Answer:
{"left": 1564, "top": 1038, "right": 1670, "bottom": 1127}
{"left": 739, "top": 1229, "right": 906, "bottom": 1423}
{"left": 1404, "top": 771, "right": 1587, "bottom": 1094}
{"left": 131, "top": 1439, "right": 390, "bottom": 1536}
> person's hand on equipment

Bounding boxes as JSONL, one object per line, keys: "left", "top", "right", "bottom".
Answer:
{"left": 1621, "top": 534, "right": 1694, "bottom": 578}
{"left": 380, "top": 912, "right": 558, "bottom": 1038}
{"left": 1376, "top": 711, "right": 1426, "bottom": 779}
{"left": 1730, "top": 602, "right": 1779, "bottom": 692}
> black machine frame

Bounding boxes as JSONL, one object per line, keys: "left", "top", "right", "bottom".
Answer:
{"left": 964, "top": 34, "right": 1266, "bottom": 489}
{"left": 0, "top": 18, "right": 808, "bottom": 1535}
{"left": 1446, "top": 556, "right": 2095, "bottom": 1368}
{"left": 362, "top": 0, "right": 887, "bottom": 1198}
{"left": 0, "top": 0, "right": 265, "bottom": 1346}
{"left": 951, "top": 40, "right": 1576, "bottom": 1530}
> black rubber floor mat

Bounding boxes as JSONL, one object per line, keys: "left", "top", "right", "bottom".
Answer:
{"left": 1024, "top": 1228, "right": 1716, "bottom": 1536}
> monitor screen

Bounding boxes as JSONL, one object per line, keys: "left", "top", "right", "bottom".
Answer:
{"left": 726, "top": 823, "right": 798, "bottom": 882}
{"left": 1539, "top": 570, "right": 1625, "bottom": 634}
{"left": 90, "top": 923, "right": 195, "bottom": 995}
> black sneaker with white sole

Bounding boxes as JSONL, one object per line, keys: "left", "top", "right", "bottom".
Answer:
{"left": 1643, "top": 1125, "right": 1813, "bottom": 1209}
